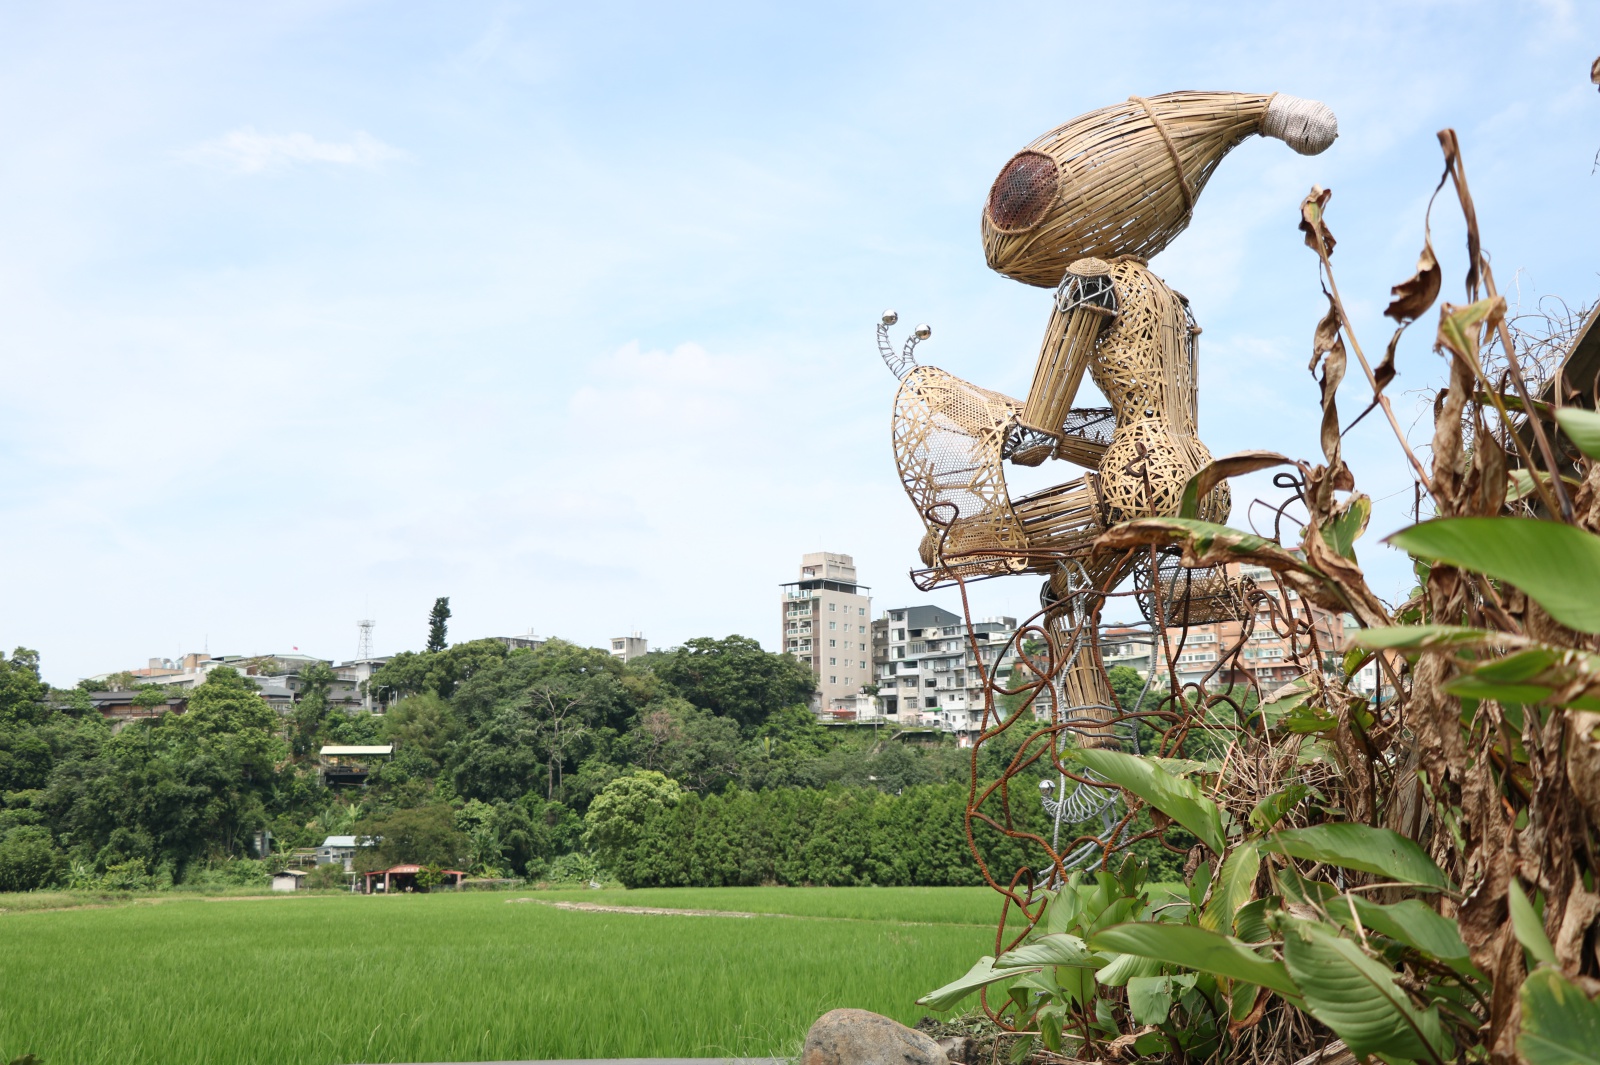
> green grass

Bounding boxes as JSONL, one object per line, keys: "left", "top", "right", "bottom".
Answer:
{"left": 0, "top": 887, "right": 1008, "bottom": 1065}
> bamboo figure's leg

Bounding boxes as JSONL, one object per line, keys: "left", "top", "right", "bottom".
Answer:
{"left": 1005, "top": 262, "right": 1119, "bottom": 467}
{"left": 1042, "top": 555, "right": 1134, "bottom": 749}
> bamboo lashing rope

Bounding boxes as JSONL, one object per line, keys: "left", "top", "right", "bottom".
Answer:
{"left": 1129, "top": 95, "right": 1195, "bottom": 213}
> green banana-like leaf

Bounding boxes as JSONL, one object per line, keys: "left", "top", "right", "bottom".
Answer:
{"left": 1344, "top": 624, "right": 1508, "bottom": 652}
{"left": 918, "top": 956, "right": 1034, "bottom": 1011}
{"left": 1282, "top": 923, "right": 1453, "bottom": 1064}
{"left": 1387, "top": 518, "right": 1600, "bottom": 634}
{"left": 1089, "top": 922, "right": 1300, "bottom": 998}
{"left": 1070, "top": 748, "right": 1228, "bottom": 854}
{"left": 1095, "top": 950, "right": 1161, "bottom": 987}
{"left": 1201, "top": 842, "right": 1260, "bottom": 934}
{"left": 1556, "top": 408, "right": 1600, "bottom": 461}
{"left": 1510, "top": 881, "right": 1558, "bottom": 967}
{"left": 997, "top": 933, "right": 1100, "bottom": 970}
{"left": 1518, "top": 967, "right": 1600, "bottom": 1065}
{"left": 1234, "top": 897, "right": 1276, "bottom": 944}
{"left": 1345, "top": 898, "right": 1470, "bottom": 964}
{"left": 1126, "top": 975, "right": 1176, "bottom": 1026}
{"left": 1264, "top": 824, "right": 1450, "bottom": 890}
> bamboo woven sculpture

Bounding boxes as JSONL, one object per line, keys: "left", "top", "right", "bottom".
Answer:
{"left": 882, "top": 89, "right": 1336, "bottom": 746}
{"left": 984, "top": 91, "right": 1337, "bottom": 287}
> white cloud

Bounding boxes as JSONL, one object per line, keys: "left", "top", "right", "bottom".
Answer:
{"left": 180, "top": 127, "right": 406, "bottom": 173}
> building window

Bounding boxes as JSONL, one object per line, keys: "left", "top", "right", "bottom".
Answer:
{"left": 830, "top": 676, "right": 837, "bottom": 684}
{"left": 829, "top": 603, "right": 836, "bottom": 611}
{"left": 828, "top": 639, "right": 836, "bottom": 647}
{"left": 858, "top": 607, "right": 865, "bottom": 615}
{"left": 858, "top": 624, "right": 865, "bottom": 633}
{"left": 829, "top": 621, "right": 837, "bottom": 630}
{"left": 925, "top": 679, "right": 936, "bottom": 688}
{"left": 859, "top": 643, "right": 866, "bottom": 651}
{"left": 925, "top": 697, "right": 937, "bottom": 708}
{"left": 894, "top": 629, "right": 905, "bottom": 640}
{"left": 829, "top": 657, "right": 836, "bottom": 665}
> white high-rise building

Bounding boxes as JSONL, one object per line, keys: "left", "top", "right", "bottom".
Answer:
{"left": 780, "top": 552, "right": 872, "bottom": 714}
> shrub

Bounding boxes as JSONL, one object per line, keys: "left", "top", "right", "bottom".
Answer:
{"left": 0, "top": 827, "right": 66, "bottom": 892}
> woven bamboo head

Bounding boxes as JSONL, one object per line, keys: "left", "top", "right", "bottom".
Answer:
{"left": 983, "top": 91, "right": 1337, "bottom": 287}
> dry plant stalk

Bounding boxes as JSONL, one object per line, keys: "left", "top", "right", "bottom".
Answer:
{"left": 940, "top": 126, "right": 1600, "bottom": 1064}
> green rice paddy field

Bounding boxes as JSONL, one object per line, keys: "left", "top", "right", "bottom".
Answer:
{"left": 0, "top": 887, "right": 1014, "bottom": 1065}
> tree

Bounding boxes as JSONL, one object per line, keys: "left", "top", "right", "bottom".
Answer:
{"left": 354, "top": 804, "right": 467, "bottom": 871}
{"left": 426, "top": 597, "right": 451, "bottom": 653}
{"left": 620, "top": 698, "right": 743, "bottom": 793}
{"left": 379, "top": 693, "right": 461, "bottom": 769}
{"left": 0, "top": 826, "right": 66, "bottom": 891}
{"left": 582, "top": 770, "right": 683, "bottom": 871}
{"left": 367, "top": 639, "right": 508, "bottom": 703}
{"left": 291, "top": 663, "right": 335, "bottom": 759}
{"left": 0, "top": 648, "right": 48, "bottom": 726}
{"left": 653, "top": 635, "right": 816, "bottom": 732}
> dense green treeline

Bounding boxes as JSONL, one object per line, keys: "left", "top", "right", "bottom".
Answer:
{"left": 585, "top": 775, "right": 1045, "bottom": 888}
{"left": 0, "top": 631, "right": 1176, "bottom": 892}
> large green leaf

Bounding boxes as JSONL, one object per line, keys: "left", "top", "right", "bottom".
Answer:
{"left": 1234, "top": 897, "right": 1276, "bottom": 944}
{"left": 1387, "top": 518, "right": 1600, "bottom": 634}
{"left": 997, "top": 933, "right": 1100, "bottom": 970}
{"left": 1556, "top": 408, "right": 1600, "bottom": 462}
{"left": 1201, "top": 842, "right": 1260, "bottom": 934}
{"left": 918, "top": 956, "right": 1034, "bottom": 1010}
{"left": 1070, "top": 748, "right": 1228, "bottom": 854}
{"left": 1095, "top": 950, "right": 1161, "bottom": 986}
{"left": 1510, "top": 881, "right": 1558, "bottom": 967}
{"left": 1264, "top": 824, "right": 1450, "bottom": 890}
{"left": 1282, "top": 923, "right": 1453, "bottom": 1063}
{"left": 1346, "top": 898, "right": 1470, "bottom": 964}
{"left": 1126, "top": 975, "right": 1176, "bottom": 1026}
{"left": 1089, "top": 922, "right": 1300, "bottom": 998}
{"left": 1345, "top": 624, "right": 1508, "bottom": 652}
{"left": 1519, "top": 968, "right": 1600, "bottom": 1065}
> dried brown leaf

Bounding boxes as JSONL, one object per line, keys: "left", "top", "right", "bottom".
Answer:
{"left": 1299, "top": 185, "right": 1336, "bottom": 258}
{"left": 1592, "top": 55, "right": 1600, "bottom": 88}
{"left": 1384, "top": 238, "right": 1442, "bottom": 325}
{"left": 1310, "top": 295, "right": 1347, "bottom": 472}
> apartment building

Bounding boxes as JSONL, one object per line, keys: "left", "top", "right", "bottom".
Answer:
{"left": 779, "top": 552, "right": 872, "bottom": 713}
{"left": 1101, "top": 625, "right": 1156, "bottom": 677}
{"left": 609, "top": 633, "right": 648, "bottom": 663}
{"left": 871, "top": 606, "right": 1020, "bottom": 741}
{"left": 1164, "top": 562, "right": 1344, "bottom": 688}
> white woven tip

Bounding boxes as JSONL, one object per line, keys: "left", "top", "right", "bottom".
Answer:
{"left": 1262, "top": 94, "right": 1339, "bottom": 156}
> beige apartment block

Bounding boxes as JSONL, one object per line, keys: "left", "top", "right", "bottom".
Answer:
{"left": 609, "top": 633, "right": 648, "bottom": 663}
{"left": 780, "top": 552, "right": 872, "bottom": 713}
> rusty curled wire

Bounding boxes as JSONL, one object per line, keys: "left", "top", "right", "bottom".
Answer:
{"left": 915, "top": 490, "right": 1346, "bottom": 1031}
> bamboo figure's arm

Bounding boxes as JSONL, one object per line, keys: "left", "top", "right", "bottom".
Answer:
{"left": 1004, "top": 263, "right": 1119, "bottom": 467}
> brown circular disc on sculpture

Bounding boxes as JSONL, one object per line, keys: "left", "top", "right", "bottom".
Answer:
{"left": 986, "top": 151, "right": 1059, "bottom": 233}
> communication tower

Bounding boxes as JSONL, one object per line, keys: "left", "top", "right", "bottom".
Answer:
{"left": 356, "top": 619, "right": 375, "bottom": 661}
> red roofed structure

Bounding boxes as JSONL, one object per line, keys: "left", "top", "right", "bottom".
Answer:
{"left": 361, "top": 865, "right": 465, "bottom": 894}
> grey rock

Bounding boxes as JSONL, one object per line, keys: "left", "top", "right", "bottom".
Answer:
{"left": 802, "top": 1009, "right": 949, "bottom": 1065}
{"left": 933, "top": 1036, "right": 978, "bottom": 1065}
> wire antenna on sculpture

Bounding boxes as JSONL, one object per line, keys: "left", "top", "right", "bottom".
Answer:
{"left": 877, "top": 310, "right": 931, "bottom": 380}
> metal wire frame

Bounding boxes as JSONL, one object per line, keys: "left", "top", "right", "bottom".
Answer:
{"left": 913, "top": 492, "right": 1341, "bottom": 1033}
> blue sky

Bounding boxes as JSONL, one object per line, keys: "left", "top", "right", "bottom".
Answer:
{"left": 1, "top": 1, "right": 1597, "bottom": 685}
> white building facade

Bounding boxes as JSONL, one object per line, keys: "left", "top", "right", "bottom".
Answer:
{"left": 871, "top": 606, "right": 1020, "bottom": 742}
